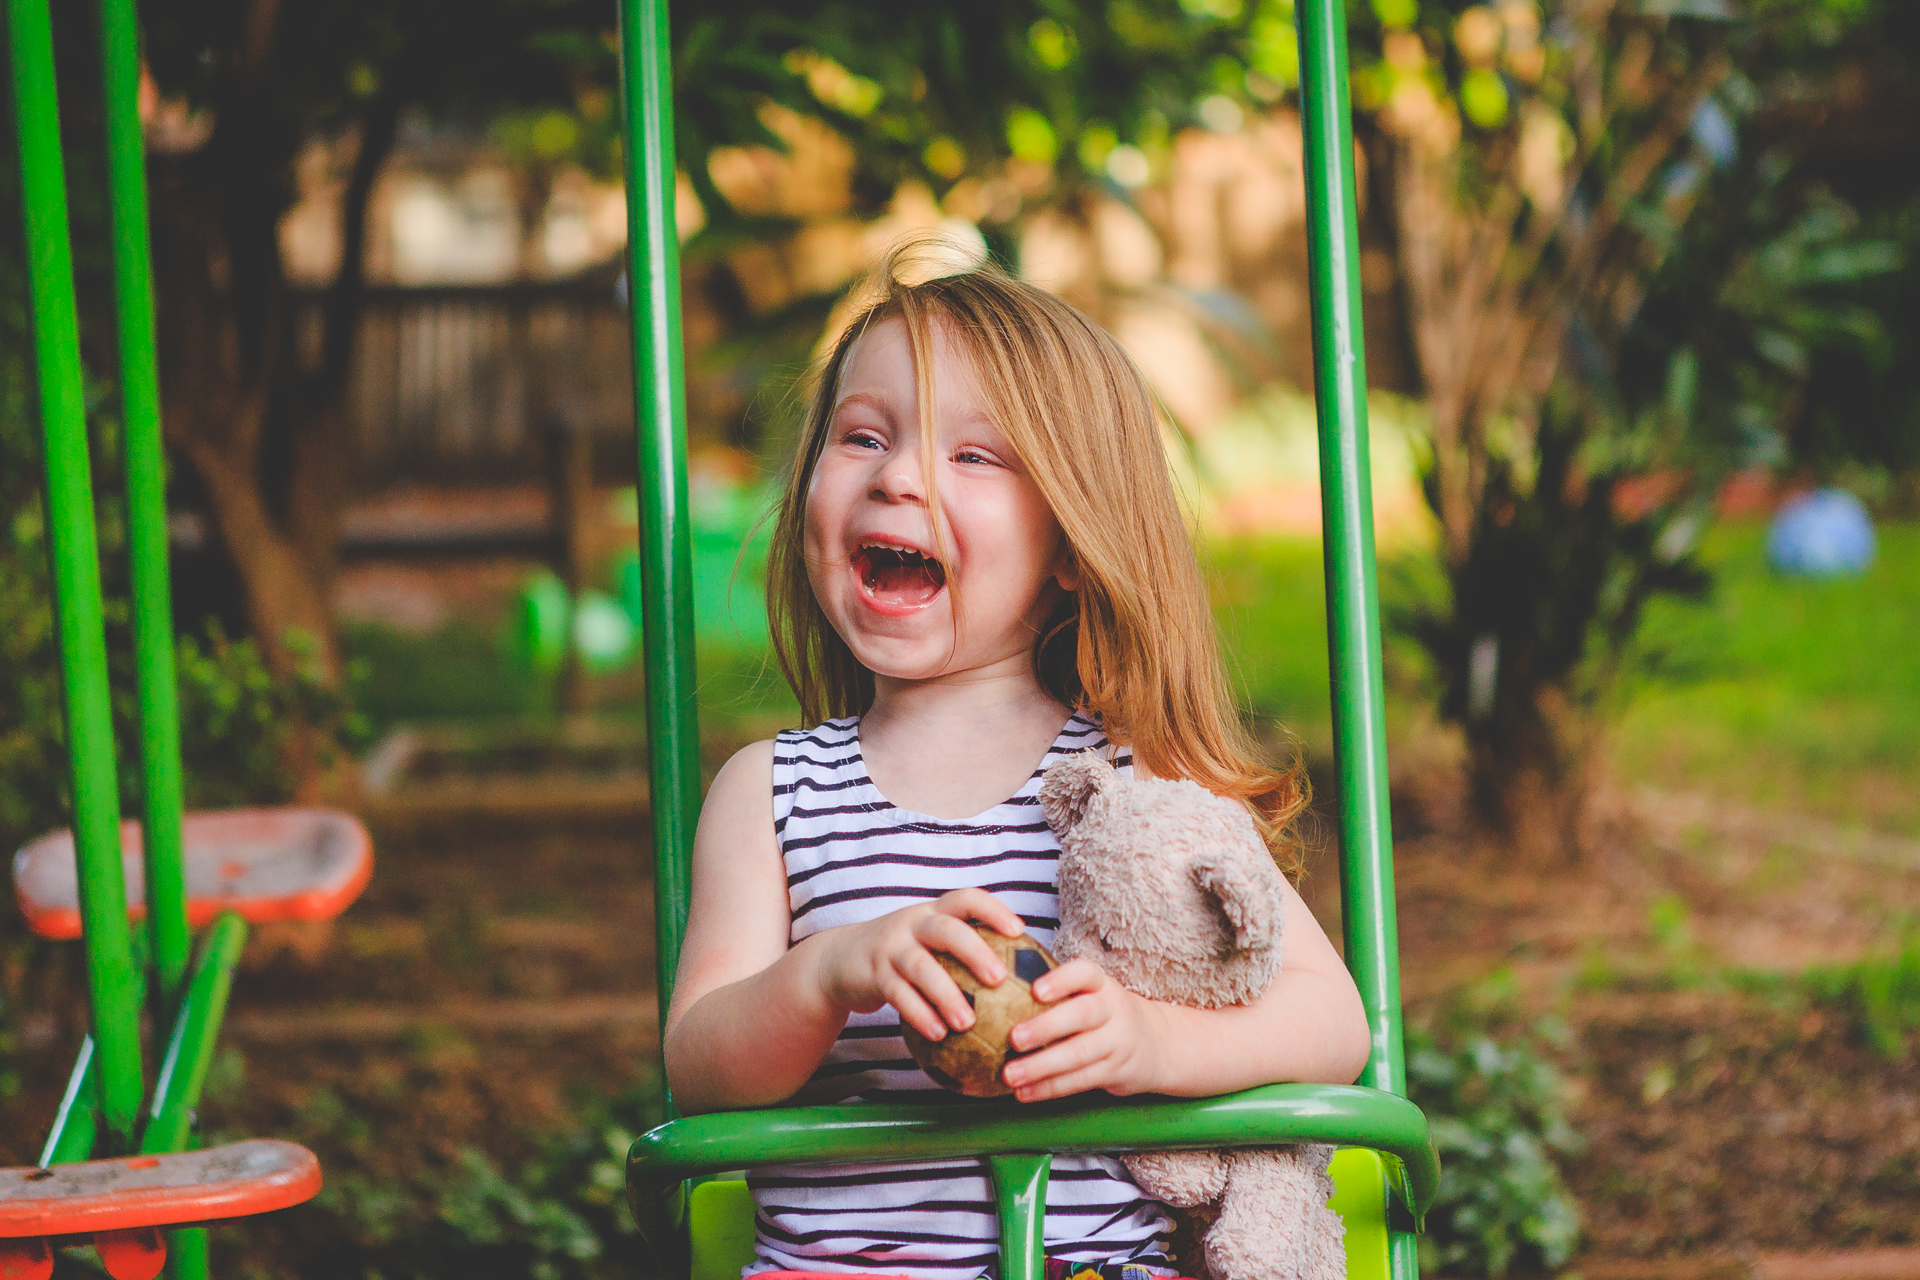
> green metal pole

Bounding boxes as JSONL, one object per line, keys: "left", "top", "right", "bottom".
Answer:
{"left": 988, "top": 1154, "right": 1050, "bottom": 1280}
{"left": 7, "top": 0, "right": 148, "bottom": 1154}
{"left": 616, "top": 0, "right": 702, "bottom": 1063}
{"left": 1296, "top": 0, "right": 1415, "bottom": 1273}
{"left": 97, "top": 0, "right": 190, "bottom": 1016}
{"left": 39, "top": 1037, "right": 99, "bottom": 1166}
{"left": 141, "top": 913, "right": 249, "bottom": 1155}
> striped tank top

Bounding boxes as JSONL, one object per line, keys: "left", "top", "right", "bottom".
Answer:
{"left": 748, "top": 712, "right": 1175, "bottom": 1279}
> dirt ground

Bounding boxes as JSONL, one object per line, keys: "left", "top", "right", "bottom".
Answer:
{"left": 3, "top": 758, "right": 1917, "bottom": 1275}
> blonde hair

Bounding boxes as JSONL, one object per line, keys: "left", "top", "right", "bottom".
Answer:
{"left": 766, "top": 242, "right": 1308, "bottom": 875}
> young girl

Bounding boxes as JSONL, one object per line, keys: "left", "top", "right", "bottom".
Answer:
{"left": 664, "top": 244, "right": 1372, "bottom": 1280}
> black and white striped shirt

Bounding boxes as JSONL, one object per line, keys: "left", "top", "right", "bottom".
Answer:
{"left": 747, "top": 713, "right": 1175, "bottom": 1278}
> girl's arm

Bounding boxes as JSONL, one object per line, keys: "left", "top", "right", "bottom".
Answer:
{"left": 1001, "top": 879, "right": 1373, "bottom": 1102}
{"left": 664, "top": 743, "right": 1025, "bottom": 1114}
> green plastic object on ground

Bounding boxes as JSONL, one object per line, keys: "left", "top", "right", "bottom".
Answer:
{"left": 513, "top": 572, "right": 575, "bottom": 676}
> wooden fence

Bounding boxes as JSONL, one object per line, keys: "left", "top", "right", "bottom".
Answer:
{"left": 296, "top": 275, "right": 635, "bottom": 491}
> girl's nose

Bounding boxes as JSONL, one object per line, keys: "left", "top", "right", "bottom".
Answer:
{"left": 872, "top": 458, "right": 924, "bottom": 504}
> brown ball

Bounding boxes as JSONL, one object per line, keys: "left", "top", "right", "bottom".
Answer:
{"left": 901, "top": 926, "right": 1059, "bottom": 1097}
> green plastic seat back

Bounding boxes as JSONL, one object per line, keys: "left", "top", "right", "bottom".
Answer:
{"left": 687, "top": 1148, "right": 1391, "bottom": 1280}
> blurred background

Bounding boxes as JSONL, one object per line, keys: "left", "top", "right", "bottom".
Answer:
{"left": 1, "top": 1, "right": 1916, "bottom": 1277}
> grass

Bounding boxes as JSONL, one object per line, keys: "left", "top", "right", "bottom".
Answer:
{"left": 340, "top": 519, "right": 1919, "bottom": 838}
{"left": 1613, "top": 519, "right": 1920, "bottom": 835}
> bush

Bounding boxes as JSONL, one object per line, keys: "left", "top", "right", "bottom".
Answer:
{"left": 1407, "top": 1022, "right": 1584, "bottom": 1278}
{"left": 297, "top": 1082, "right": 660, "bottom": 1280}
{"left": 1, "top": 357, "right": 362, "bottom": 851}
{"left": 1803, "top": 933, "right": 1920, "bottom": 1059}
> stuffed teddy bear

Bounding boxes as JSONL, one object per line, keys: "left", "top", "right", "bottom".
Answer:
{"left": 1039, "top": 750, "right": 1345, "bottom": 1280}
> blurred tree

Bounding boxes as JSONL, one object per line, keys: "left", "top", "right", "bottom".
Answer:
{"left": 133, "top": 1, "right": 620, "bottom": 678}
{"left": 1362, "top": 0, "right": 1913, "bottom": 854}
{"left": 127, "top": 0, "right": 1267, "bottom": 679}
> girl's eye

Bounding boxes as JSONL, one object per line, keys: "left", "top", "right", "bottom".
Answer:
{"left": 841, "top": 429, "right": 884, "bottom": 450}
{"left": 953, "top": 448, "right": 997, "bottom": 466}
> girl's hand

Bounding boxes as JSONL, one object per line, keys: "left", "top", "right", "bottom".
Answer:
{"left": 1001, "top": 961, "right": 1168, "bottom": 1102}
{"left": 809, "top": 888, "right": 1026, "bottom": 1042}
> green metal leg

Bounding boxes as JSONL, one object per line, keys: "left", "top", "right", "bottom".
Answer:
{"left": 165, "top": 1227, "right": 209, "bottom": 1280}
{"left": 616, "top": 0, "right": 703, "bottom": 1089}
{"left": 6, "top": 0, "right": 148, "bottom": 1155}
{"left": 142, "top": 914, "right": 249, "bottom": 1155}
{"left": 40, "top": 1036, "right": 99, "bottom": 1166}
{"left": 988, "top": 1154, "right": 1050, "bottom": 1280}
{"left": 97, "top": 0, "right": 194, "bottom": 1019}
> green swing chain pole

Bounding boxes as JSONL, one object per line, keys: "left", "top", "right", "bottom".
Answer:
{"left": 98, "top": 0, "right": 191, "bottom": 1017}
{"left": 1296, "top": 0, "right": 1417, "bottom": 1274}
{"left": 6, "top": 0, "right": 148, "bottom": 1154}
{"left": 616, "top": 0, "right": 702, "bottom": 1102}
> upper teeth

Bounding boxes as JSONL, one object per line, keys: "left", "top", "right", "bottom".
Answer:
{"left": 864, "top": 542, "right": 932, "bottom": 563}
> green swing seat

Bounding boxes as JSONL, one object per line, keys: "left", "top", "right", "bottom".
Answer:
{"left": 681, "top": 1148, "right": 1395, "bottom": 1280}
{"left": 608, "top": 1, "right": 1435, "bottom": 1279}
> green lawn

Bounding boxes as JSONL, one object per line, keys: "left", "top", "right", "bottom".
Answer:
{"left": 1613, "top": 520, "right": 1920, "bottom": 836}
{"left": 344, "top": 520, "right": 1919, "bottom": 838}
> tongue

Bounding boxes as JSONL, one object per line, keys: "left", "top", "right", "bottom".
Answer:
{"left": 868, "top": 559, "right": 945, "bottom": 607}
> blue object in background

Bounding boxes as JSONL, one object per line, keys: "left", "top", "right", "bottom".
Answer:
{"left": 1766, "top": 488, "right": 1876, "bottom": 577}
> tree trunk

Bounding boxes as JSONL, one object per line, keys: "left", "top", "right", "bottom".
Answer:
{"left": 148, "top": 70, "right": 397, "bottom": 685}
{"left": 1466, "top": 682, "right": 1594, "bottom": 862}
{"left": 180, "top": 434, "right": 339, "bottom": 675}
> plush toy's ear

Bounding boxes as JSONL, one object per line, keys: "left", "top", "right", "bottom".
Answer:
{"left": 1190, "top": 851, "right": 1282, "bottom": 954}
{"left": 1040, "top": 751, "right": 1116, "bottom": 835}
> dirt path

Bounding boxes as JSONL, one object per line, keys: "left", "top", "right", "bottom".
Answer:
{"left": 4, "top": 780, "right": 1916, "bottom": 1275}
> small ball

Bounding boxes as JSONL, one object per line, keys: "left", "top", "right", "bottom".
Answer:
{"left": 901, "top": 926, "right": 1058, "bottom": 1097}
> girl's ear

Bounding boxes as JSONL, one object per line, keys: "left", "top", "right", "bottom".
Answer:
{"left": 1053, "top": 547, "right": 1082, "bottom": 593}
{"left": 1040, "top": 751, "right": 1114, "bottom": 835}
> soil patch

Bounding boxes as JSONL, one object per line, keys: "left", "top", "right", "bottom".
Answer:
{"left": 3, "top": 765, "right": 1917, "bottom": 1274}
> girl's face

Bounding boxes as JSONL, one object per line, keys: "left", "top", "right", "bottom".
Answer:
{"left": 804, "top": 315, "right": 1074, "bottom": 686}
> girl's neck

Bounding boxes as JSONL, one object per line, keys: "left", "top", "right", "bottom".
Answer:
{"left": 857, "top": 656, "right": 1073, "bottom": 820}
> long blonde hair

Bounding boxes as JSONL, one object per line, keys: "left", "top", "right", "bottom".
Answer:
{"left": 766, "top": 243, "right": 1308, "bottom": 874}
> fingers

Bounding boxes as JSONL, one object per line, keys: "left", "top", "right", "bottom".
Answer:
{"left": 917, "top": 912, "right": 1007, "bottom": 988}
{"left": 894, "top": 945, "right": 977, "bottom": 1034}
{"left": 1003, "top": 1012, "right": 1116, "bottom": 1101}
{"left": 1009, "top": 985, "right": 1108, "bottom": 1054}
{"left": 882, "top": 972, "right": 951, "bottom": 1042}
{"left": 933, "top": 887, "right": 1025, "bottom": 938}
{"left": 1029, "top": 959, "right": 1105, "bottom": 1006}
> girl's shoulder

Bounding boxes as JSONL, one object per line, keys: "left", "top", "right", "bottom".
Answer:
{"left": 771, "top": 717, "right": 860, "bottom": 758}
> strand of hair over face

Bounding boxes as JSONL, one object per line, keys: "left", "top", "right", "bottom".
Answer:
{"left": 766, "top": 237, "right": 1309, "bottom": 877}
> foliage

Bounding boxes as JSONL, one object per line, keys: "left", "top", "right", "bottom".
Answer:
{"left": 1407, "top": 1013, "right": 1584, "bottom": 1278}
{"left": 1359, "top": 0, "right": 1915, "bottom": 847}
{"left": 1802, "top": 932, "right": 1920, "bottom": 1059}
{"left": 294, "top": 1081, "right": 661, "bottom": 1280}
{"left": 0, "top": 250, "right": 363, "bottom": 849}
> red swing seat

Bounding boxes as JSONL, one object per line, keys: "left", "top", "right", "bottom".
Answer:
{"left": 12, "top": 809, "right": 372, "bottom": 939}
{"left": 0, "top": 1140, "right": 321, "bottom": 1280}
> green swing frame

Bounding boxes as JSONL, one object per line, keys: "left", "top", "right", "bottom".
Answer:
{"left": 610, "top": 3, "right": 1434, "bottom": 1280}
{"left": 6, "top": 2, "right": 351, "bottom": 1276}
{"left": 9, "top": 0, "right": 1430, "bottom": 1275}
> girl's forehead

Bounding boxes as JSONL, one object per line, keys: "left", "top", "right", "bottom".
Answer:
{"left": 834, "top": 312, "right": 987, "bottom": 415}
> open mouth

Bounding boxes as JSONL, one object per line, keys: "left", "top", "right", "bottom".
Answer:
{"left": 851, "top": 541, "right": 947, "bottom": 609}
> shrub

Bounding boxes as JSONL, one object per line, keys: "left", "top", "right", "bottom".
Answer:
{"left": 1803, "top": 933, "right": 1920, "bottom": 1059}
{"left": 1407, "top": 1023, "right": 1584, "bottom": 1278}
{"left": 297, "top": 1082, "right": 659, "bottom": 1280}
{"left": 1, "top": 371, "right": 362, "bottom": 851}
